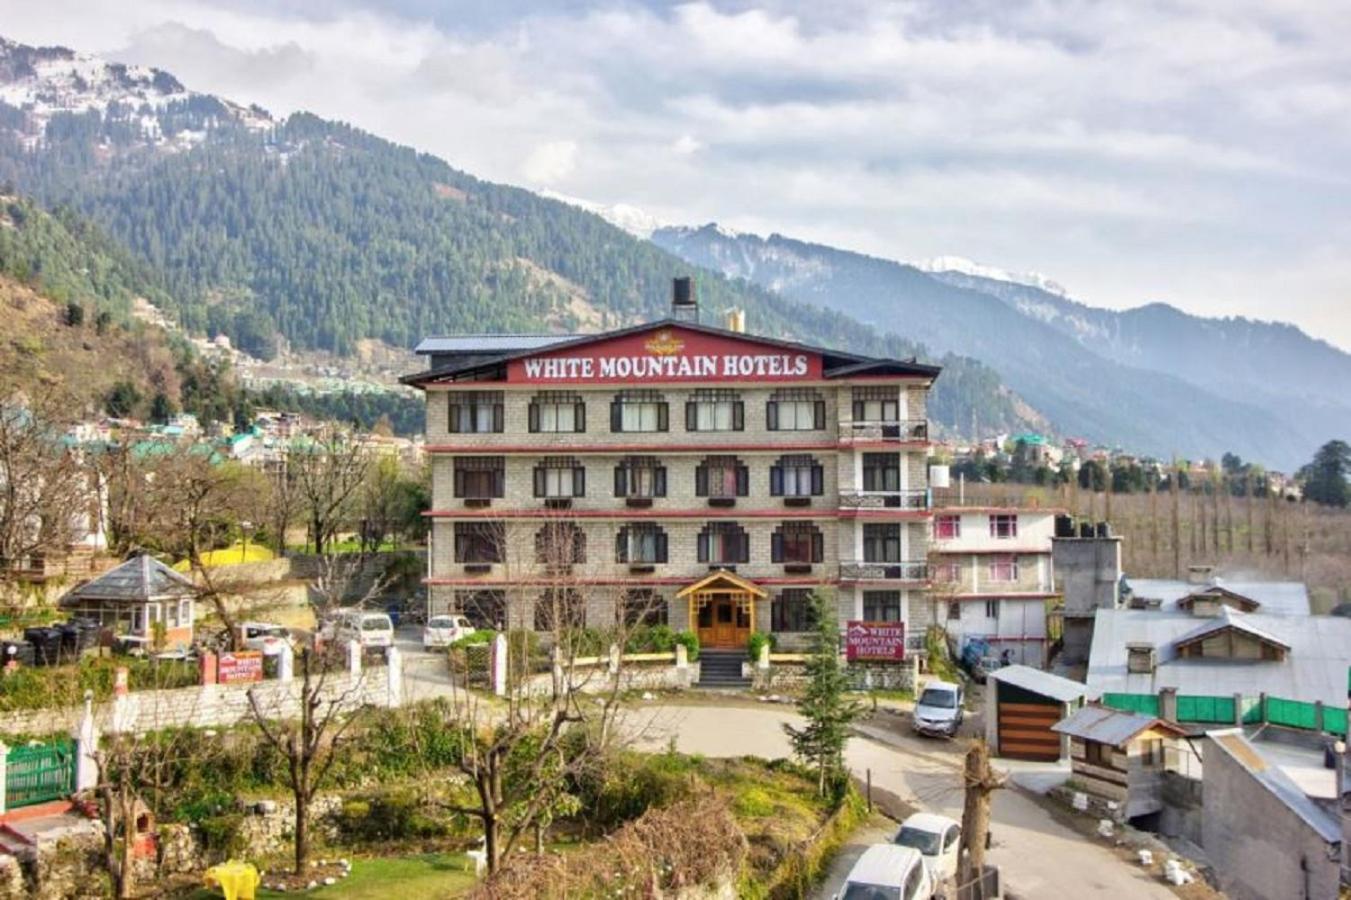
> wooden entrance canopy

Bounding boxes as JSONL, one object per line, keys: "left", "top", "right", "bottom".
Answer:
{"left": 677, "top": 570, "right": 767, "bottom": 649}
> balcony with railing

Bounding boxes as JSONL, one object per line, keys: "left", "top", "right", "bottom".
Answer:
{"left": 843, "top": 419, "right": 929, "bottom": 443}
{"left": 838, "top": 489, "right": 930, "bottom": 511}
{"left": 838, "top": 560, "right": 929, "bottom": 582}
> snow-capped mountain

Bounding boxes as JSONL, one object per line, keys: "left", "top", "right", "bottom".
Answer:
{"left": 915, "top": 255, "right": 1069, "bottom": 298}
{"left": 0, "top": 36, "right": 270, "bottom": 152}
{"left": 651, "top": 221, "right": 1350, "bottom": 468}
{"left": 539, "top": 190, "right": 667, "bottom": 239}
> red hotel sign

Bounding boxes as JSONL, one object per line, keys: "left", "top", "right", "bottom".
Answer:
{"left": 846, "top": 621, "right": 906, "bottom": 662}
{"left": 217, "top": 651, "right": 264, "bottom": 684}
{"left": 507, "top": 326, "right": 822, "bottom": 384}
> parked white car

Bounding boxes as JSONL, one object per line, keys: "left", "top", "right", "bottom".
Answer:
{"left": 834, "top": 844, "right": 933, "bottom": 900}
{"left": 238, "top": 621, "right": 294, "bottom": 655}
{"left": 336, "top": 611, "right": 395, "bottom": 649}
{"left": 912, "top": 681, "right": 964, "bottom": 738}
{"left": 893, "top": 813, "right": 962, "bottom": 884}
{"left": 422, "top": 615, "right": 475, "bottom": 649}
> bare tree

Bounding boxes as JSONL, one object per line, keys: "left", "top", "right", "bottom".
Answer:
{"left": 0, "top": 391, "right": 89, "bottom": 582}
{"left": 430, "top": 515, "right": 641, "bottom": 873}
{"left": 245, "top": 554, "right": 388, "bottom": 874}
{"left": 291, "top": 428, "right": 370, "bottom": 555}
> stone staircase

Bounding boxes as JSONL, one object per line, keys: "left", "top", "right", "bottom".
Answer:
{"left": 696, "top": 649, "right": 750, "bottom": 689}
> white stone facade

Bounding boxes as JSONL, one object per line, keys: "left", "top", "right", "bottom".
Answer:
{"left": 929, "top": 507, "right": 1058, "bottom": 666}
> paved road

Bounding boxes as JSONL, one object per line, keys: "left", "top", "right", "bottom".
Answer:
{"left": 630, "top": 702, "right": 1175, "bottom": 900}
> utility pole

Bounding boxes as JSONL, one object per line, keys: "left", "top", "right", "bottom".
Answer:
{"left": 960, "top": 739, "right": 1004, "bottom": 899}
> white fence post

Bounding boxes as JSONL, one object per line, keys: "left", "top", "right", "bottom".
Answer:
{"left": 72, "top": 694, "right": 99, "bottom": 792}
{"left": 491, "top": 633, "right": 508, "bottom": 697}
{"left": 386, "top": 647, "right": 403, "bottom": 708}
{"left": 608, "top": 643, "right": 621, "bottom": 676}
{"left": 277, "top": 644, "right": 294, "bottom": 684}
{"left": 347, "top": 640, "right": 362, "bottom": 678}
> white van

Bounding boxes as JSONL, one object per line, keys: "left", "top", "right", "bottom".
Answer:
{"left": 835, "top": 845, "right": 933, "bottom": 900}
{"left": 337, "top": 611, "right": 395, "bottom": 649}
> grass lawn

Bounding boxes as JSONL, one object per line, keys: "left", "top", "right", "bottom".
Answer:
{"left": 187, "top": 853, "right": 477, "bottom": 900}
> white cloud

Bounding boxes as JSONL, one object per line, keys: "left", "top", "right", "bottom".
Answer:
{"left": 0, "top": 0, "right": 1347, "bottom": 346}
{"left": 522, "top": 140, "right": 579, "bottom": 185}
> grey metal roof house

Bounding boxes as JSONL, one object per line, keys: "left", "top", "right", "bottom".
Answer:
{"left": 1052, "top": 705, "right": 1187, "bottom": 820}
{"left": 985, "top": 665, "right": 1088, "bottom": 761}
{"left": 1085, "top": 605, "right": 1351, "bottom": 707}
{"left": 1125, "top": 577, "right": 1310, "bottom": 616}
{"left": 60, "top": 554, "right": 197, "bottom": 646}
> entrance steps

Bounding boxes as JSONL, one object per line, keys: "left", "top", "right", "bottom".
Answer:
{"left": 697, "top": 649, "right": 750, "bottom": 688}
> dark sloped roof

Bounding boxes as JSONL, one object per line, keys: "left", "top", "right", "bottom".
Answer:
{"left": 62, "top": 554, "right": 197, "bottom": 604}
{"left": 402, "top": 318, "right": 941, "bottom": 387}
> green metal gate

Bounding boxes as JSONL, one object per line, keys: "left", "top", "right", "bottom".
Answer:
{"left": 7, "top": 740, "right": 75, "bottom": 808}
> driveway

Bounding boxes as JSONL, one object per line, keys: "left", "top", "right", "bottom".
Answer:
{"left": 629, "top": 701, "right": 1176, "bottom": 900}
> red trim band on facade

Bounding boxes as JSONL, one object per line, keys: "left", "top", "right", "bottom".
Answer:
{"left": 838, "top": 579, "right": 932, "bottom": 587}
{"left": 950, "top": 592, "right": 1059, "bottom": 600}
{"left": 929, "top": 506, "right": 1069, "bottom": 515}
{"left": 424, "top": 507, "right": 930, "bottom": 520}
{"left": 424, "top": 441, "right": 841, "bottom": 455}
{"left": 930, "top": 547, "right": 1054, "bottom": 555}
{"left": 423, "top": 576, "right": 837, "bottom": 587}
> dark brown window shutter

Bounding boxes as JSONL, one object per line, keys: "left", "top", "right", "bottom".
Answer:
{"left": 771, "top": 532, "right": 784, "bottom": 563}
{"left": 735, "top": 465, "right": 749, "bottom": 496}
{"left": 655, "top": 531, "right": 668, "bottom": 563}
{"left": 685, "top": 401, "right": 697, "bottom": 432}
{"left": 813, "top": 400, "right": 826, "bottom": 429}
{"left": 732, "top": 401, "right": 744, "bottom": 431}
{"left": 574, "top": 403, "right": 586, "bottom": 432}
{"left": 528, "top": 403, "right": 540, "bottom": 433}
{"left": 766, "top": 401, "right": 778, "bottom": 431}
{"left": 533, "top": 467, "right": 545, "bottom": 497}
{"left": 657, "top": 403, "right": 669, "bottom": 432}
{"left": 573, "top": 466, "right": 586, "bottom": 497}
{"left": 811, "top": 464, "right": 824, "bottom": 495}
{"left": 614, "top": 466, "right": 627, "bottom": 497}
{"left": 610, "top": 401, "right": 622, "bottom": 432}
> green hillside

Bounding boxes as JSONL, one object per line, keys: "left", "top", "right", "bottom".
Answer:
{"left": 0, "top": 79, "right": 1030, "bottom": 436}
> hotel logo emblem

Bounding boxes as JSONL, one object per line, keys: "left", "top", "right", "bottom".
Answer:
{"left": 644, "top": 329, "right": 684, "bottom": 356}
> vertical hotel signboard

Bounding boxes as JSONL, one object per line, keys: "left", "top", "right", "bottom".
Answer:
{"left": 846, "top": 621, "right": 906, "bottom": 662}
{"left": 506, "top": 326, "right": 822, "bottom": 384}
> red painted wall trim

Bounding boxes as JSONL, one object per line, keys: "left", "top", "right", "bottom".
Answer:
{"left": 424, "top": 441, "right": 840, "bottom": 454}
{"left": 424, "top": 507, "right": 930, "bottom": 520}
{"left": 424, "top": 576, "right": 837, "bottom": 587}
{"left": 951, "top": 592, "right": 1059, "bottom": 600}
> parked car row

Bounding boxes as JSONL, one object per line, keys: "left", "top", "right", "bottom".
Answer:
{"left": 836, "top": 813, "right": 963, "bottom": 900}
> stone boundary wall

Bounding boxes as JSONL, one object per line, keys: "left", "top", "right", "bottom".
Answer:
{"left": 0, "top": 666, "right": 393, "bottom": 738}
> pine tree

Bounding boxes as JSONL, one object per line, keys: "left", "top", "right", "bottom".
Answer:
{"left": 1300, "top": 439, "right": 1350, "bottom": 507}
{"left": 783, "top": 590, "right": 862, "bottom": 796}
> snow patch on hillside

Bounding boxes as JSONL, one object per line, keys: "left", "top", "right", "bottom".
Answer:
{"left": 916, "top": 255, "right": 1068, "bottom": 298}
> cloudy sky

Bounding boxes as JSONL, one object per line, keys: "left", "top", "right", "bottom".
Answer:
{"left": 4, "top": 0, "right": 1350, "bottom": 347}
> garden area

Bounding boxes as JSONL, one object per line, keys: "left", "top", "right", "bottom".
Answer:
{"left": 138, "top": 702, "right": 858, "bottom": 899}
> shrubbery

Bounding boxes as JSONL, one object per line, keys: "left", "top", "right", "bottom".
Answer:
{"left": 0, "top": 656, "right": 199, "bottom": 712}
{"left": 746, "top": 631, "right": 776, "bottom": 661}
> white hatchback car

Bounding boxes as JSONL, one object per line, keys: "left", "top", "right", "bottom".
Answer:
{"left": 835, "top": 844, "right": 933, "bottom": 900}
{"left": 422, "top": 614, "right": 475, "bottom": 649}
{"left": 893, "top": 813, "right": 962, "bottom": 884}
{"left": 336, "top": 611, "right": 395, "bottom": 649}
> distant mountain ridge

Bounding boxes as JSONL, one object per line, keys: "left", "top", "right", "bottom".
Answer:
{"left": 651, "top": 224, "right": 1341, "bottom": 468}
{"left": 0, "top": 34, "right": 1032, "bottom": 440}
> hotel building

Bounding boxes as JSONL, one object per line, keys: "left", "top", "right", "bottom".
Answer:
{"left": 403, "top": 283, "right": 940, "bottom": 653}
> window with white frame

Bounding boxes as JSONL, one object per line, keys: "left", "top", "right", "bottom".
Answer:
{"left": 984, "top": 599, "right": 1000, "bottom": 619}
{"left": 610, "top": 390, "right": 668, "bottom": 432}
{"left": 766, "top": 389, "right": 825, "bottom": 431}
{"left": 947, "top": 601, "right": 961, "bottom": 621}
{"left": 685, "top": 389, "right": 743, "bottom": 432}
{"left": 934, "top": 561, "right": 963, "bottom": 584}
{"left": 933, "top": 514, "right": 961, "bottom": 539}
{"left": 989, "top": 514, "right": 1018, "bottom": 539}
{"left": 532, "top": 456, "right": 586, "bottom": 499}
{"left": 528, "top": 392, "right": 586, "bottom": 433}
{"left": 988, "top": 555, "right": 1019, "bottom": 581}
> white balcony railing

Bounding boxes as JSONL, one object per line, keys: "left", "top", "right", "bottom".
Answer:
{"left": 838, "top": 560, "right": 929, "bottom": 581}
{"left": 845, "top": 419, "right": 929, "bottom": 442}
{"left": 838, "top": 489, "right": 930, "bottom": 510}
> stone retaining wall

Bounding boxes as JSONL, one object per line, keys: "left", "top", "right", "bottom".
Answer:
{"left": 0, "top": 666, "right": 394, "bottom": 738}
